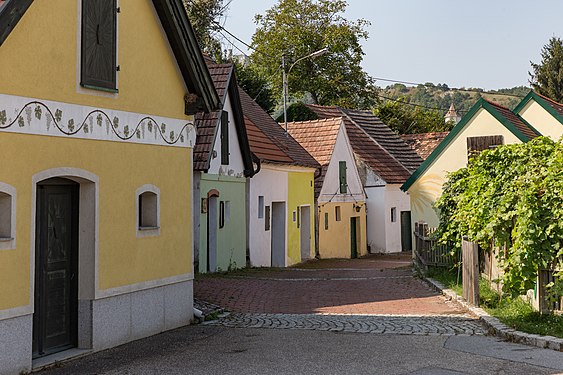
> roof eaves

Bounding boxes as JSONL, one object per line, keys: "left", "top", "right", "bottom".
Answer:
{"left": 152, "top": 0, "right": 221, "bottom": 114}
{"left": 401, "top": 98, "right": 486, "bottom": 192}
{"left": 482, "top": 100, "right": 531, "bottom": 142}
{"left": 520, "top": 91, "right": 563, "bottom": 127}
{"left": 0, "top": 0, "right": 33, "bottom": 46}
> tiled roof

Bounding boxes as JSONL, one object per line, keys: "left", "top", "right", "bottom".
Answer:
{"left": 306, "top": 105, "right": 413, "bottom": 184}
{"left": 484, "top": 99, "right": 539, "bottom": 140}
{"left": 287, "top": 118, "right": 343, "bottom": 197}
{"left": 238, "top": 88, "right": 319, "bottom": 169}
{"left": 536, "top": 92, "right": 563, "bottom": 118}
{"left": 193, "top": 61, "right": 233, "bottom": 171}
{"left": 401, "top": 132, "right": 449, "bottom": 160}
{"left": 341, "top": 108, "right": 423, "bottom": 172}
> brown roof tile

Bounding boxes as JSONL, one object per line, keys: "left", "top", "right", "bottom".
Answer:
{"left": 341, "top": 108, "right": 423, "bottom": 172}
{"left": 401, "top": 132, "right": 449, "bottom": 160}
{"left": 484, "top": 99, "right": 539, "bottom": 140}
{"left": 306, "top": 105, "right": 413, "bottom": 184}
{"left": 239, "top": 88, "right": 319, "bottom": 169}
{"left": 193, "top": 61, "right": 234, "bottom": 171}
{"left": 286, "top": 118, "right": 342, "bottom": 197}
{"left": 536, "top": 92, "right": 563, "bottom": 118}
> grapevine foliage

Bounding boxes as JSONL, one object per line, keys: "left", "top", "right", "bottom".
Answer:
{"left": 435, "top": 137, "right": 563, "bottom": 299}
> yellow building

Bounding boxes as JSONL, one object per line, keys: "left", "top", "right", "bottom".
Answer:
{"left": 514, "top": 91, "right": 563, "bottom": 140}
{"left": 240, "top": 88, "right": 319, "bottom": 267}
{"left": 288, "top": 118, "right": 367, "bottom": 259}
{"left": 402, "top": 98, "right": 539, "bottom": 233}
{"left": 0, "top": 1, "right": 219, "bottom": 373}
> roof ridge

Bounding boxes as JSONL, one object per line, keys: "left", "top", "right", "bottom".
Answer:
{"left": 536, "top": 92, "right": 563, "bottom": 107}
{"left": 482, "top": 98, "right": 511, "bottom": 110}
{"left": 286, "top": 117, "right": 343, "bottom": 125}
{"left": 339, "top": 109, "right": 412, "bottom": 177}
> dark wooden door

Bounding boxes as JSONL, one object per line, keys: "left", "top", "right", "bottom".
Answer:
{"left": 33, "top": 181, "right": 79, "bottom": 358}
{"left": 400, "top": 211, "right": 412, "bottom": 251}
{"left": 350, "top": 217, "right": 358, "bottom": 259}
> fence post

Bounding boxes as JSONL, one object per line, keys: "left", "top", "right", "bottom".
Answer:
{"left": 462, "top": 236, "right": 479, "bottom": 306}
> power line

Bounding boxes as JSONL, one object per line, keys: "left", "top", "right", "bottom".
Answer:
{"left": 375, "top": 94, "right": 465, "bottom": 114}
{"left": 373, "top": 77, "right": 526, "bottom": 98}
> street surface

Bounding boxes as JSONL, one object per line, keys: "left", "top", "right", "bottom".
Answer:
{"left": 39, "top": 254, "right": 563, "bottom": 374}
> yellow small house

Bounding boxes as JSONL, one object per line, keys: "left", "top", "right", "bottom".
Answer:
{"left": 0, "top": 1, "right": 219, "bottom": 373}
{"left": 514, "top": 91, "right": 563, "bottom": 140}
{"left": 402, "top": 98, "right": 539, "bottom": 233}
{"left": 288, "top": 118, "right": 367, "bottom": 259}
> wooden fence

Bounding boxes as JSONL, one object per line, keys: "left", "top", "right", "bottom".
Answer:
{"left": 413, "top": 222, "right": 457, "bottom": 268}
{"left": 538, "top": 268, "right": 562, "bottom": 313}
{"left": 462, "top": 237, "right": 479, "bottom": 306}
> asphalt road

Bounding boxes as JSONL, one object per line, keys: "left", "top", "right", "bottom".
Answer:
{"left": 39, "top": 325, "right": 563, "bottom": 375}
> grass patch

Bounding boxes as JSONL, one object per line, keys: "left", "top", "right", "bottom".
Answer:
{"left": 427, "top": 266, "right": 462, "bottom": 295}
{"left": 426, "top": 267, "right": 563, "bottom": 338}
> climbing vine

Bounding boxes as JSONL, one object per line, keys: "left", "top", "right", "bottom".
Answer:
{"left": 435, "top": 136, "right": 563, "bottom": 300}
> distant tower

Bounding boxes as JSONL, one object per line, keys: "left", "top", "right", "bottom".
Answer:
{"left": 444, "top": 103, "right": 461, "bottom": 124}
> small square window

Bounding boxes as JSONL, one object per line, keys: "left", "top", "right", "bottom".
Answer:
{"left": 335, "top": 206, "right": 341, "bottom": 221}
{"left": 139, "top": 192, "right": 158, "bottom": 228}
{"left": 391, "top": 207, "right": 397, "bottom": 223}
{"left": 137, "top": 185, "right": 160, "bottom": 237}
{"left": 258, "top": 196, "right": 264, "bottom": 219}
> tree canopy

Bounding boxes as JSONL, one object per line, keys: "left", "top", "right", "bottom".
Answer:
{"left": 530, "top": 36, "right": 563, "bottom": 102}
{"left": 249, "top": 0, "right": 377, "bottom": 109}
{"left": 373, "top": 99, "right": 452, "bottom": 134}
{"left": 183, "top": 0, "right": 228, "bottom": 61}
{"left": 435, "top": 137, "right": 563, "bottom": 300}
{"left": 233, "top": 60, "right": 277, "bottom": 114}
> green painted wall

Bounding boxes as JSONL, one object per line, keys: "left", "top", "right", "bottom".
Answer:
{"left": 287, "top": 171, "right": 316, "bottom": 265}
{"left": 199, "top": 174, "right": 247, "bottom": 272}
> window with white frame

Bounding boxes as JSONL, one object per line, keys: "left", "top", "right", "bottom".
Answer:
{"left": 391, "top": 207, "right": 397, "bottom": 223}
{"left": 0, "top": 183, "right": 16, "bottom": 249}
{"left": 137, "top": 185, "right": 160, "bottom": 237}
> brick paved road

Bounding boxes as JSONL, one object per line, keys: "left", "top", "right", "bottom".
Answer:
{"left": 194, "top": 254, "right": 468, "bottom": 316}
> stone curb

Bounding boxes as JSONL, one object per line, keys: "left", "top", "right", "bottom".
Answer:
{"left": 424, "top": 277, "right": 563, "bottom": 352}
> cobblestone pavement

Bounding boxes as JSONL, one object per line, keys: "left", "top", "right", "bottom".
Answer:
{"left": 195, "top": 253, "right": 469, "bottom": 316}
{"left": 205, "top": 313, "right": 487, "bottom": 336}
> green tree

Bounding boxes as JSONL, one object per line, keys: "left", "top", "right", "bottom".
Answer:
{"left": 373, "top": 99, "right": 452, "bottom": 134}
{"left": 183, "top": 0, "right": 229, "bottom": 61}
{"left": 529, "top": 36, "right": 563, "bottom": 102}
{"left": 249, "top": 0, "right": 377, "bottom": 109}
{"left": 435, "top": 137, "right": 563, "bottom": 300}
{"left": 232, "top": 60, "right": 277, "bottom": 114}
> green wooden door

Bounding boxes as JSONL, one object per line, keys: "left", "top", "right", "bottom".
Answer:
{"left": 400, "top": 211, "right": 412, "bottom": 251}
{"left": 350, "top": 217, "right": 358, "bottom": 259}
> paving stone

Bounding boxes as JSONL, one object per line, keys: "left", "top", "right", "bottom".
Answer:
{"left": 206, "top": 313, "right": 487, "bottom": 336}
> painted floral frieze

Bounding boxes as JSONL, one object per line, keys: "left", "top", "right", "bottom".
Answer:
{"left": 0, "top": 94, "right": 196, "bottom": 148}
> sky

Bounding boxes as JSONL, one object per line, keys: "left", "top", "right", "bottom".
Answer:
{"left": 220, "top": 0, "right": 563, "bottom": 90}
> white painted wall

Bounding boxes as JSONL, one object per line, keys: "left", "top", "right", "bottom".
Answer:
{"left": 249, "top": 166, "right": 288, "bottom": 266}
{"left": 319, "top": 125, "right": 365, "bottom": 203}
{"left": 384, "top": 184, "right": 411, "bottom": 253}
{"left": 365, "top": 186, "right": 386, "bottom": 253}
{"left": 208, "top": 92, "right": 245, "bottom": 177}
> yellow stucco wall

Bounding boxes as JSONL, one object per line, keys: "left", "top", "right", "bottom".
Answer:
{"left": 519, "top": 101, "right": 563, "bottom": 141}
{"left": 0, "top": 0, "right": 187, "bottom": 119}
{"left": 0, "top": 133, "right": 192, "bottom": 310}
{"left": 287, "top": 171, "right": 315, "bottom": 265}
{"left": 409, "top": 108, "right": 523, "bottom": 228}
{"left": 318, "top": 202, "right": 367, "bottom": 259}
